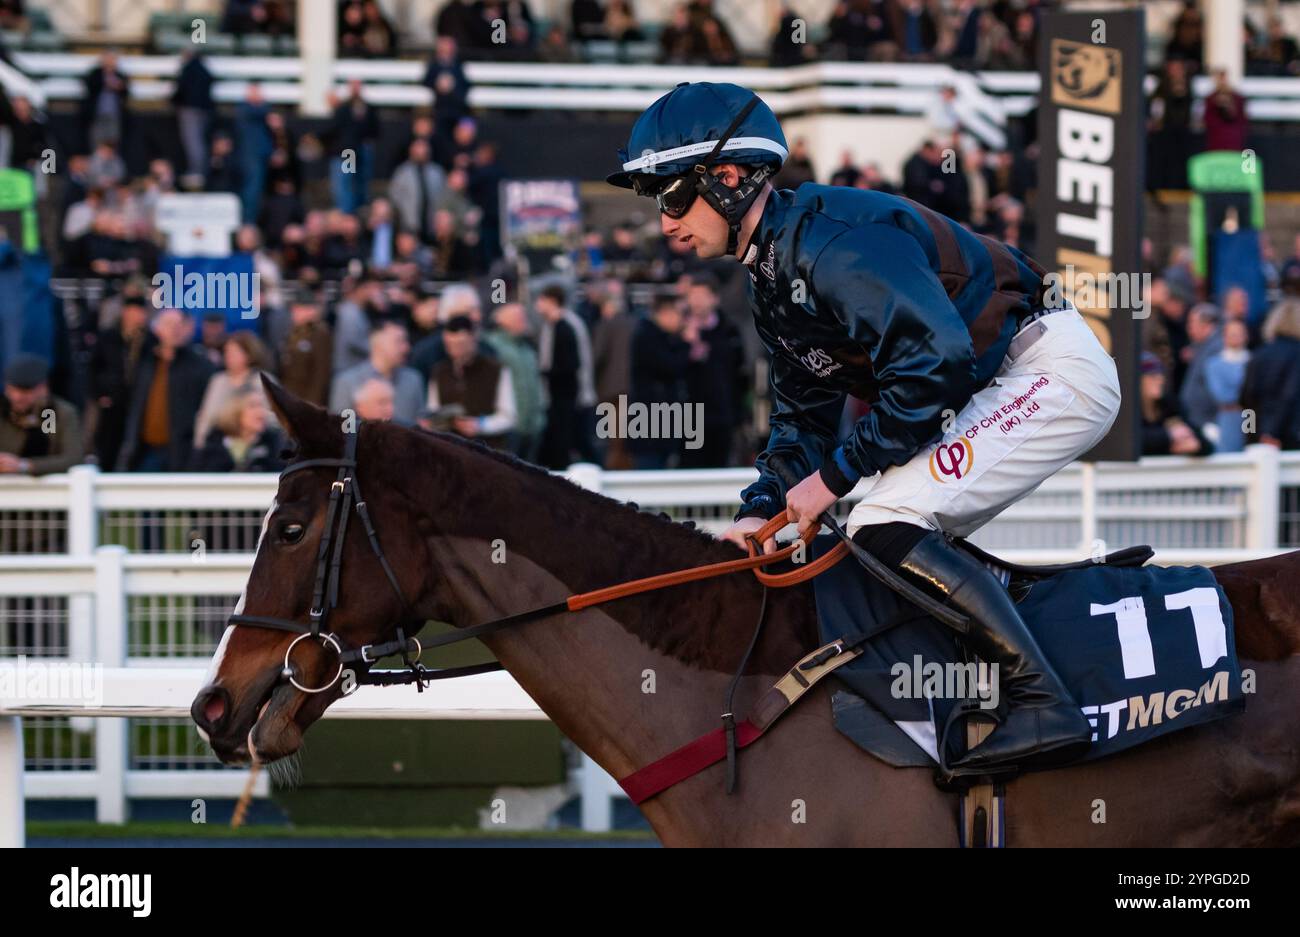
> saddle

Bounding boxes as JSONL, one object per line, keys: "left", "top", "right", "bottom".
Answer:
{"left": 955, "top": 538, "right": 1155, "bottom": 580}
{"left": 807, "top": 536, "right": 1244, "bottom": 846}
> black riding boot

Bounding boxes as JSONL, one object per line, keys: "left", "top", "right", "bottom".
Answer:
{"left": 898, "top": 531, "right": 1092, "bottom": 776}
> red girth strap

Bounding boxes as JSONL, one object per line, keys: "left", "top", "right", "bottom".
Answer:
{"left": 618, "top": 637, "right": 864, "bottom": 805}
{"left": 620, "top": 720, "right": 764, "bottom": 805}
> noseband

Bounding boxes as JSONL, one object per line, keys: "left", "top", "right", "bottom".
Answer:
{"left": 228, "top": 429, "right": 430, "bottom": 693}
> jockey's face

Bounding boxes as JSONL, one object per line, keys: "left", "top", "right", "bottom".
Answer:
{"left": 659, "top": 164, "right": 743, "bottom": 259}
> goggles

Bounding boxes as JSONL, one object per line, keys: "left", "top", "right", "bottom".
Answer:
{"left": 635, "top": 173, "right": 700, "bottom": 219}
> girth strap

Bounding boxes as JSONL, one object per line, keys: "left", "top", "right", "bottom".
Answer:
{"left": 618, "top": 635, "right": 865, "bottom": 805}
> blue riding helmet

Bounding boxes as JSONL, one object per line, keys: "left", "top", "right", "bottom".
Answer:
{"left": 608, "top": 82, "right": 788, "bottom": 253}
{"left": 607, "top": 82, "right": 787, "bottom": 190}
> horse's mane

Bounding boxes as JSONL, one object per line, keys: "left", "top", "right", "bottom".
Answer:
{"left": 379, "top": 422, "right": 738, "bottom": 556}
{"left": 343, "top": 420, "right": 815, "bottom": 673}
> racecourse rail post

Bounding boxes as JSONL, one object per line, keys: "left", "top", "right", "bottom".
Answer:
{"left": 0, "top": 715, "right": 23, "bottom": 848}
{"left": 1245, "top": 444, "right": 1280, "bottom": 552}
{"left": 67, "top": 467, "right": 98, "bottom": 734}
{"left": 93, "top": 544, "right": 129, "bottom": 825}
{"left": 66, "top": 464, "right": 98, "bottom": 557}
{"left": 1079, "top": 462, "right": 1097, "bottom": 554}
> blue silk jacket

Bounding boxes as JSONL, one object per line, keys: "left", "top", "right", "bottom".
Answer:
{"left": 737, "top": 185, "right": 1051, "bottom": 519}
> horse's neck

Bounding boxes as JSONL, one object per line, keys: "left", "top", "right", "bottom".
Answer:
{"left": 408, "top": 458, "right": 814, "bottom": 825}
{"left": 414, "top": 453, "right": 810, "bottom": 674}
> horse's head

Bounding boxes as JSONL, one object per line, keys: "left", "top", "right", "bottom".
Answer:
{"left": 191, "top": 377, "right": 427, "bottom": 764}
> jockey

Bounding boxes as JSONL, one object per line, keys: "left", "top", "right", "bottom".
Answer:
{"left": 608, "top": 82, "right": 1122, "bottom": 777}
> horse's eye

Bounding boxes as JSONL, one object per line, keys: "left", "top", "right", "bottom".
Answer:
{"left": 281, "top": 523, "right": 305, "bottom": 544}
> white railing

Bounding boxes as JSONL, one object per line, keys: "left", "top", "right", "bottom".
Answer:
{"left": 0, "top": 665, "right": 549, "bottom": 848}
{"left": 0, "top": 539, "right": 626, "bottom": 837}
{"left": 0, "top": 451, "right": 1296, "bottom": 838}
{"left": 0, "top": 57, "right": 1044, "bottom": 150}
{"left": 1, "top": 448, "right": 1295, "bottom": 559}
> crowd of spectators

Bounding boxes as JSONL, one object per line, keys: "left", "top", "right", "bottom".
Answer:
{"left": 199, "top": 0, "right": 1056, "bottom": 69}
{"left": 1140, "top": 242, "right": 1300, "bottom": 458}
{"left": 0, "top": 25, "right": 770, "bottom": 476}
{"left": 7, "top": 45, "right": 1300, "bottom": 483}
{"left": 428, "top": 0, "right": 1048, "bottom": 69}
{"left": 5, "top": 2, "right": 1300, "bottom": 483}
{"left": 1, "top": 261, "right": 762, "bottom": 477}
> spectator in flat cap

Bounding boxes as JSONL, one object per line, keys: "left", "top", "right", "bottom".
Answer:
{"left": 0, "top": 354, "right": 84, "bottom": 476}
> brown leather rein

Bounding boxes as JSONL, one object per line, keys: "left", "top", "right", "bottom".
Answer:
{"left": 568, "top": 510, "right": 847, "bottom": 610}
{"left": 369, "top": 509, "right": 848, "bottom": 685}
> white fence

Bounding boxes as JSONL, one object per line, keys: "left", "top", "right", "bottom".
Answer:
{"left": 0, "top": 665, "right": 547, "bottom": 848}
{"left": 0, "top": 451, "right": 1297, "bottom": 840}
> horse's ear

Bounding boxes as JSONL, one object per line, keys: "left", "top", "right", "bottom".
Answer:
{"left": 262, "top": 374, "right": 336, "bottom": 451}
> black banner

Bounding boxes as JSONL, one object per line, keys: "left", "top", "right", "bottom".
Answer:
{"left": 1037, "top": 9, "right": 1146, "bottom": 461}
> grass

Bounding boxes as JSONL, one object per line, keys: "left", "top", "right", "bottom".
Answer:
{"left": 26, "top": 820, "right": 656, "bottom": 842}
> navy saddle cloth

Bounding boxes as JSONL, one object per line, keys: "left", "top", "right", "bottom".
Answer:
{"left": 806, "top": 536, "right": 1246, "bottom": 769}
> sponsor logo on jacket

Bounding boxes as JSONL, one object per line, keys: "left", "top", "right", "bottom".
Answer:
{"left": 780, "top": 337, "right": 842, "bottom": 378}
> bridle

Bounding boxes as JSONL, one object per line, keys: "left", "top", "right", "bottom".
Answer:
{"left": 228, "top": 428, "right": 461, "bottom": 694}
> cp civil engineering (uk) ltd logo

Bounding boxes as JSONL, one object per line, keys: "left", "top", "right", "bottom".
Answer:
{"left": 1051, "top": 39, "right": 1121, "bottom": 115}
{"left": 929, "top": 437, "right": 974, "bottom": 483}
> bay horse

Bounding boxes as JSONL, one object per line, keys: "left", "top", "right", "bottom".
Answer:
{"left": 193, "top": 381, "right": 1300, "bottom": 846}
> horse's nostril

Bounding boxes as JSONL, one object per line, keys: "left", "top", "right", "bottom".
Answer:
{"left": 192, "top": 685, "right": 230, "bottom": 733}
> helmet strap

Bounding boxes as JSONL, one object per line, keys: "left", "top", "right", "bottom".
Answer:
{"left": 695, "top": 161, "right": 774, "bottom": 255}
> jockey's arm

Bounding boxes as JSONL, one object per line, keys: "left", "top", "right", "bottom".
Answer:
{"left": 734, "top": 320, "right": 844, "bottom": 522}
{"left": 728, "top": 224, "right": 977, "bottom": 545}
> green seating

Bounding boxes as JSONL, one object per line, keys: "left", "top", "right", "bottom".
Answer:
{"left": 27, "top": 30, "right": 65, "bottom": 51}
{"left": 239, "top": 33, "right": 275, "bottom": 56}
{"left": 149, "top": 12, "right": 194, "bottom": 35}
{"left": 155, "top": 31, "right": 193, "bottom": 54}
{"left": 205, "top": 32, "right": 237, "bottom": 54}
{"left": 26, "top": 9, "right": 54, "bottom": 32}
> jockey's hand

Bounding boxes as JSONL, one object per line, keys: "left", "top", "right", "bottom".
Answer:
{"left": 785, "top": 472, "right": 838, "bottom": 538}
{"left": 721, "top": 516, "right": 776, "bottom": 555}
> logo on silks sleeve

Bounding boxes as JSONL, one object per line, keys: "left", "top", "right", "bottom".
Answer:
{"left": 929, "top": 438, "right": 974, "bottom": 482}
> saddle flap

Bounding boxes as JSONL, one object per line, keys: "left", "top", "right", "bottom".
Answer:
{"left": 954, "top": 537, "right": 1155, "bottom": 578}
